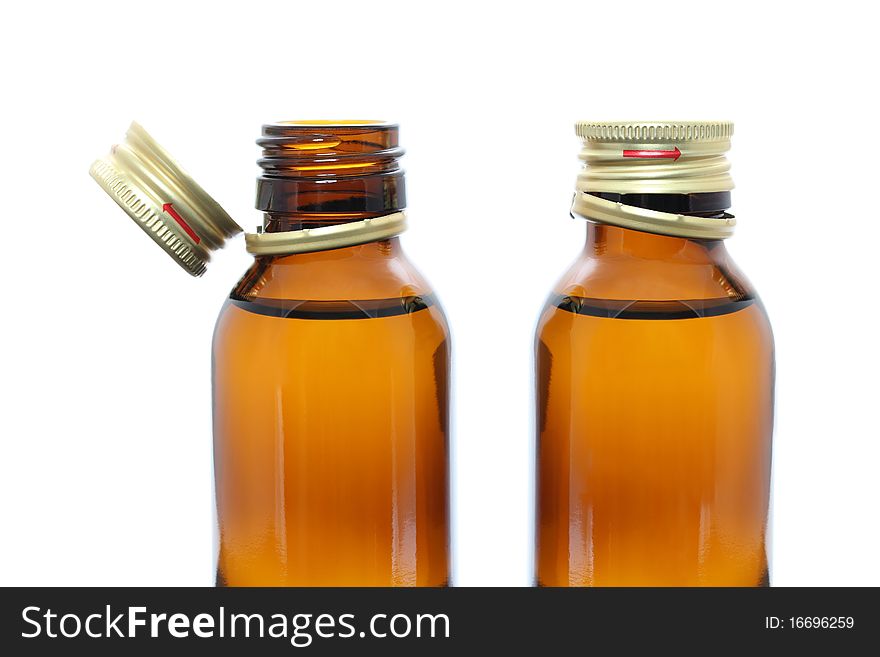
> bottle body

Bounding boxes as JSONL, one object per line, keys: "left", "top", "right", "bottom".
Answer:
{"left": 213, "top": 238, "right": 449, "bottom": 585}
{"left": 535, "top": 223, "right": 773, "bottom": 586}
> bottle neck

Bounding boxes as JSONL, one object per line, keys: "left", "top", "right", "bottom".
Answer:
{"left": 255, "top": 121, "right": 405, "bottom": 232}
{"left": 587, "top": 191, "right": 731, "bottom": 216}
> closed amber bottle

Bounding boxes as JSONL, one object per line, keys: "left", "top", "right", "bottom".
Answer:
{"left": 213, "top": 122, "right": 449, "bottom": 586}
{"left": 535, "top": 122, "right": 774, "bottom": 586}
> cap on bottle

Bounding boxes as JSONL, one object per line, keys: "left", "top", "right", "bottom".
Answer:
{"left": 90, "top": 122, "right": 242, "bottom": 276}
{"left": 572, "top": 121, "right": 736, "bottom": 239}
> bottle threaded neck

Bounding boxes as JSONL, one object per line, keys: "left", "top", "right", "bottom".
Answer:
{"left": 255, "top": 121, "right": 406, "bottom": 222}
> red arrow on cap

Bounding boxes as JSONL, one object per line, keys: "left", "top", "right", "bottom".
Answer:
{"left": 162, "top": 203, "right": 201, "bottom": 244}
{"left": 622, "top": 147, "right": 682, "bottom": 161}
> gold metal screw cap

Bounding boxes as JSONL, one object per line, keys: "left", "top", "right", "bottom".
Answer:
{"left": 572, "top": 120, "right": 737, "bottom": 240}
{"left": 90, "top": 122, "right": 242, "bottom": 276}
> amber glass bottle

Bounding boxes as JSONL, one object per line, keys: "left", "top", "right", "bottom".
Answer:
{"left": 212, "top": 122, "right": 449, "bottom": 586}
{"left": 535, "top": 122, "right": 774, "bottom": 587}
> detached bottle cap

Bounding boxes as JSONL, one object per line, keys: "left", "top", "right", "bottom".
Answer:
{"left": 90, "top": 122, "right": 242, "bottom": 276}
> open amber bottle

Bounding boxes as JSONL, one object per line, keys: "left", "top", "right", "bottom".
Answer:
{"left": 91, "top": 121, "right": 449, "bottom": 586}
{"left": 209, "top": 122, "right": 450, "bottom": 586}
{"left": 535, "top": 122, "right": 774, "bottom": 587}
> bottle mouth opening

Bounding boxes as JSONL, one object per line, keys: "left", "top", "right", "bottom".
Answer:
{"left": 258, "top": 121, "right": 402, "bottom": 155}
{"left": 274, "top": 119, "right": 392, "bottom": 127}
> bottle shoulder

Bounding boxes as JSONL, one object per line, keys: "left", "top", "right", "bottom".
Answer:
{"left": 549, "top": 240, "right": 759, "bottom": 303}
{"left": 213, "top": 237, "right": 449, "bottom": 342}
{"left": 536, "top": 235, "right": 773, "bottom": 342}
{"left": 229, "top": 238, "right": 436, "bottom": 302}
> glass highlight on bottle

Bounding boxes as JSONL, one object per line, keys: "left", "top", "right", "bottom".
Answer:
{"left": 535, "top": 122, "right": 774, "bottom": 586}
{"left": 212, "top": 122, "right": 450, "bottom": 586}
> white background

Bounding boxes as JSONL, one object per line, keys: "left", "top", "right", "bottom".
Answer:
{"left": 1, "top": 0, "right": 878, "bottom": 587}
